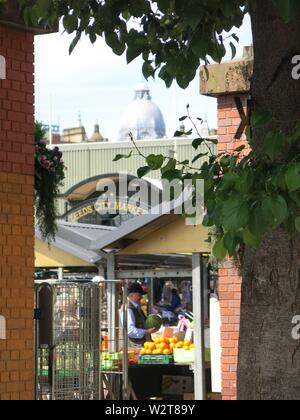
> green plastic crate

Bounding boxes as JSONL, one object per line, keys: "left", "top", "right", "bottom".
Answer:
{"left": 138, "top": 355, "right": 174, "bottom": 365}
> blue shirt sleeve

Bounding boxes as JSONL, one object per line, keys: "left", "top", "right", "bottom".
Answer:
{"left": 127, "top": 308, "right": 146, "bottom": 340}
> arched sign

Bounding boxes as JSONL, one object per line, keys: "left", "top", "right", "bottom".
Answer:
{"left": 68, "top": 199, "right": 148, "bottom": 223}
{"left": 61, "top": 174, "right": 161, "bottom": 227}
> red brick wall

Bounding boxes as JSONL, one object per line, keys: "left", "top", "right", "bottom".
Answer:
{"left": 217, "top": 94, "right": 248, "bottom": 400}
{"left": 0, "top": 25, "right": 35, "bottom": 400}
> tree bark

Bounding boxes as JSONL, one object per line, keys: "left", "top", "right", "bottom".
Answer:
{"left": 237, "top": 2, "right": 300, "bottom": 400}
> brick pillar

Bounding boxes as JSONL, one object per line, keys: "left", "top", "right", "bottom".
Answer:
{"left": 200, "top": 50, "right": 253, "bottom": 400}
{"left": 217, "top": 94, "right": 249, "bottom": 400}
{"left": 0, "top": 25, "right": 35, "bottom": 401}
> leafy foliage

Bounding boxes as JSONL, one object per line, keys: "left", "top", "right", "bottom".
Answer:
{"left": 17, "top": 0, "right": 247, "bottom": 88}
{"left": 120, "top": 109, "right": 300, "bottom": 261}
{"left": 35, "top": 122, "right": 66, "bottom": 241}
{"left": 17, "top": 0, "right": 300, "bottom": 87}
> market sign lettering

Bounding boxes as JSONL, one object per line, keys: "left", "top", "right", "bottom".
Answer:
{"left": 70, "top": 202, "right": 147, "bottom": 222}
{"left": 0, "top": 55, "right": 6, "bottom": 80}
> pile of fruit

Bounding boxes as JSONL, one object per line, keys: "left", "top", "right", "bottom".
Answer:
{"left": 140, "top": 337, "right": 194, "bottom": 356}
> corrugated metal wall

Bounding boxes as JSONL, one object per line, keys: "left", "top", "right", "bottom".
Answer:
{"left": 56, "top": 138, "right": 216, "bottom": 215}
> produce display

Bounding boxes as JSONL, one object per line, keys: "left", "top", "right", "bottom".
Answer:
{"left": 139, "top": 337, "right": 194, "bottom": 356}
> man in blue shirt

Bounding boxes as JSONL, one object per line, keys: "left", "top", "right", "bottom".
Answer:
{"left": 127, "top": 283, "right": 159, "bottom": 348}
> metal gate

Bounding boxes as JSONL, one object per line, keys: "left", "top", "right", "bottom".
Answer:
{"left": 34, "top": 282, "right": 100, "bottom": 400}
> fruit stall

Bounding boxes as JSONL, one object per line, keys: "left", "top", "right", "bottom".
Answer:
{"left": 35, "top": 210, "right": 221, "bottom": 400}
{"left": 90, "top": 215, "right": 220, "bottom": 401}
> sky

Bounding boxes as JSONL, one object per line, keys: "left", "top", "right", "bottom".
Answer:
{"left": 34, "top": 14, "right": 252, "bottom": 142}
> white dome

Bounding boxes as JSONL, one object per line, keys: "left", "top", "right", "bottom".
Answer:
{"left": 119, "top": 84, "right": 166, "bottom": 141}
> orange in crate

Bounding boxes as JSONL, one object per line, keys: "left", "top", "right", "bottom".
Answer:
{"left": 101, "top": 334, "right": 109, "bottom": 351}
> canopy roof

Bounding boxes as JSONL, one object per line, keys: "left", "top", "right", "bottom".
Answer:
{"left": 35, "top": 193, "right": 211, "bottom": 269}
{"left": 35, "top": 240, "right": 96, "bottom": 268}
{"left": 35, "top": 222, "right": 112, "bottom": 268}
{"left": 117, "top": 217, "right": 210, "bottom": 255}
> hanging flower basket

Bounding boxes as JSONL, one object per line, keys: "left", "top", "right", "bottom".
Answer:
{"left": 35, "top": 122, "right": 66, "bottom": 241}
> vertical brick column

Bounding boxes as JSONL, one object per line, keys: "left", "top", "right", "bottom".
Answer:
{"left": 217, "top": 94, "right": 249, "bottom": 400}
{"left": 0, "top": 26, "right": 35, "bottom": 400}
{"left": 200, "top": 51, "right": 253, "bottom": 400}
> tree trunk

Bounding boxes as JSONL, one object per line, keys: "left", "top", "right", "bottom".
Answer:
{"left": 237, "top": 2, "right": 300, "bottom": 400}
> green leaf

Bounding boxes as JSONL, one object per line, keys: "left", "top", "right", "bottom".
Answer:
{"left": 192, "top": 138, "right": 204, "bottom": 150}
{"left": 174, "top": 131, "right": 185, "bottom": 138}
{"left": 232, "top": 34, "right": 239, "bottom": 43}
{"left": 192, "top": 153, "right": 208, "bottom": 164}
{"left": 113, "top": 151, "right": 133, "bottom": 162}
{"left": 285, "top": 163, "right": 300, "bottom": 192}
{"left": 287, "top": 123, "right": 300, "bottom": 144}
{"left": 262, "top": 196, "right": 288, "bottom": 228}
{"left": 220, "top": 156, "right": 231, "bottom": 168}
{"left": 105, "top": 31, "right": 125, "bottom": 56}
{"left": 295, "top": 217, "right": 300, "bottom": 233}
{"left": 222, "top": 199, "right": 249, "bottom": 230}
{"left": 69, "top": 33, "right": 81, "bottom": 55}
{"left": 161, "top": 169, "right": 183, "bottom": 182}
{"left": 243, "top": 227, "right": 261, "bottom": 249}
{"left": 146, "top": 154, "right": 165, "bottom": 170}
{"left": 245, "top": 126, "right": 252, "bottom": 142}
{"left": 142, "top": 61, "right": 154, "bottom": 79}
{"left": 180, "top": 160, "right": 190, "bottom": 166}
{"left": 179, "top": 116, "right": 188, "bottom": 122}
{"left": 273, "top": 0, "right": 300, "bottom": 22}
{"left": 137, "top": 166, "right": 151, "bottom": 178}
{"left": 213, "top": 238, "right": 227, "bottom": 261}
{"left": 229, "top": 42, "right": 237, "bottom": 60}
{"left": 263, "top": 131, "right": 285, "bottom": 160}
{"left": 161, "top": 159, "right": 177, "bottom": 176}
{"left": 219, "top": 172, "right": 238, "bottom": 191}
{"left": 126, "top": 31, "right": 147, "bottom": 63}
{"left": 89, "top": 30, "right": 97, "bottom": 44}
{"left": 63, "top": 14, "right": 78, "bottom": 34}
{"left": 234, "top": 145, "right": 246, "bottom": 153}
{"left": 251, "top": 111, "right": 272, "bottom": 129}
{"left": 30, "top": 4, "right": 42, "bottom": 26}
{"left": 36, "top": 0, "right": 51, "bottom": 16}
{"left": 224, "top": 232, "right": 239, "bottom": 256}
{"left": 289, "top": 191, "right": 300, "bottom": 207}
{"left": 249, "top": 206, "right": 267, "bottom": 238}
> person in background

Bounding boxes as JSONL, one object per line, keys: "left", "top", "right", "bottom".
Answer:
{"left": 166, "top": 288, "right": 182, "bottom": 313}
{"left": 126, "top": 283, "right": 159, "bottom": 348}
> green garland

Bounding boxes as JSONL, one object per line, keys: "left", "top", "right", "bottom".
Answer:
{"left": 35, "top": 122, "right": 66, "bottom": 241}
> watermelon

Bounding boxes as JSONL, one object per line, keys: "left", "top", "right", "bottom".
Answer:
{"left": 145, "top": 314, "right": 162, "bottom": 330}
